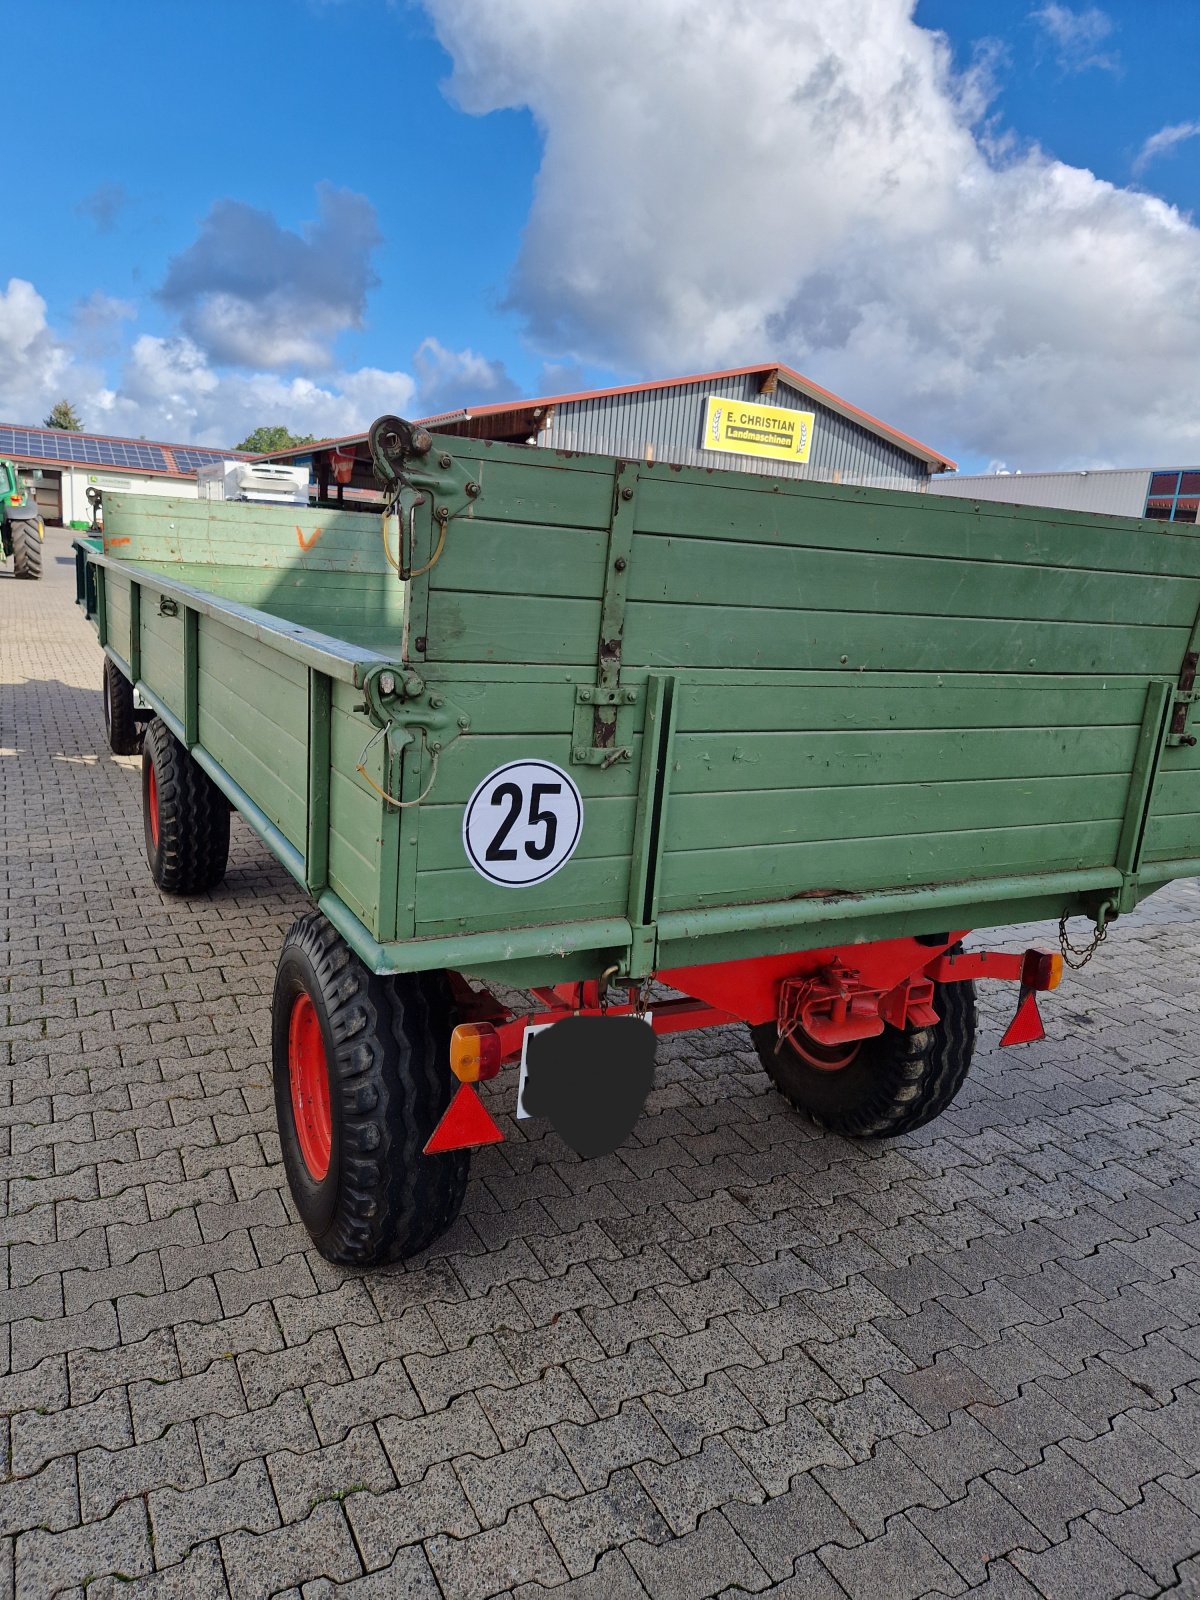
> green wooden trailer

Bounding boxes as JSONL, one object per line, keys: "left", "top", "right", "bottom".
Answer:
{"left": 77, "top": 416, "right": 1200, "bottom": 1264}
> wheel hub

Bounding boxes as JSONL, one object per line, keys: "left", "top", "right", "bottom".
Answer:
{"left": 147, "top": 763, "right": 160, "bottom": 849}
{"left": 288, "top": 992, "right": 332, "bottom": 1180}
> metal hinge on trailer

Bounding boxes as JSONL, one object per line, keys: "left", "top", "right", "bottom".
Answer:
{"left": 571, "top": 462, "right": 641, "bottom": 766}
{"left": 1168, "top": 660, "right": 1198, "bottom": 749}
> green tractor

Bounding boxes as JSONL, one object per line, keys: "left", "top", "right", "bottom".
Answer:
{"left": 0, "top": 458, "right": 44, "bottom": 579}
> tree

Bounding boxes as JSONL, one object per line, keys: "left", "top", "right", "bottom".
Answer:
{"left": 234, "top": 425, "right": 316, "bottom": 455}
{"left": 44, "top": 399, "right": 83, "bottom": 431}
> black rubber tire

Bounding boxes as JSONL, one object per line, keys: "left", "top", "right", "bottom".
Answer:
{"left": 272, "top": 912, "right": 469, "bottom": 1265}
{"left": 103, "top": 658, "right": 141, "bottom": 756}
{"left": 10, "top": 519, "right": 42, "bottom": 579}
{"left": 141, "top": 716, "right": 230, "bottom": 894}
{"left": 751, "top": 977, "right": 976, "bottom": 1138}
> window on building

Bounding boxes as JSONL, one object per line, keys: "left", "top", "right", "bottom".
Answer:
{"left": 1145, "top": 470, "right": 1200, "bottom": 523}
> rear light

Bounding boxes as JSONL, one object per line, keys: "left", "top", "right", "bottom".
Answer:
{"left": 449, "top": 1022, "right": 502, "bottom": 1082}
{"left": 1021, "top": 949, "right": 1063, "bottom": 992}
{"left": 9, "top": 493, "right": 22, "bottom": 505}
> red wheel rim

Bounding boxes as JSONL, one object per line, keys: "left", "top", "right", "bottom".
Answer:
{"left": 288, "top": 993, "right": 332, "bottom": 1180}
{"left": 783, "top": 1027, "right": 861, "bottom": 1072}
{"left": 147, "top": 762, "right": 160, "bottom": 849}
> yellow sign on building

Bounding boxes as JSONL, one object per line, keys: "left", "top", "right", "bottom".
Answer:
{"left": 701, "top": 395, "right": 815, "bottom": 464}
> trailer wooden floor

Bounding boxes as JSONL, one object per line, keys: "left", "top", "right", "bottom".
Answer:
{"left": 3, "top": 529, "right": 1200, "bottom": 1598}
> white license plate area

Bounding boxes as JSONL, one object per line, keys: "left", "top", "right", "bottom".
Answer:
{"left": 516, "top": 1014, "right": 653, "bottom": 1120}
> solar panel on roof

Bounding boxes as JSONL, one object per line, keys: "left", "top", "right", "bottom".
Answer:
{"left": 170, "top": 446, "right": 233, "bottom": 472}
{"left": 0, "top": 426, "right": 170, "bottom": 473}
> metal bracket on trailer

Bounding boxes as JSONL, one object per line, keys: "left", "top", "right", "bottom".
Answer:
{"left": 355, "top": 663, "right": 471, "bottom": 754}
{"left": 571, "top": 461, "right": 641, "bottom": 765}
{"left": 367, "top": 414, "right": 483, "bottom": 528}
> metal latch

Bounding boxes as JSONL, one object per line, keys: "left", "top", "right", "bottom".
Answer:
{"left": 355, "top": 664, "right": 470, "bottom": 755}
{"left": 572, "top": 684, "right": 638, "bottom": 766}
{"left": 1168, "top": 651, "right": 1199, "bottom": 747}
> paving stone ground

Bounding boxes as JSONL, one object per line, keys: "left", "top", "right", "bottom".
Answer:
{"left": 2, "top": 529, "right": 1200, "bottom": 1599}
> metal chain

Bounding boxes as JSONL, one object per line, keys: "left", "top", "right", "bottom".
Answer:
{"left": 1058, "top": 910, "right": 1109, "bottom": 971}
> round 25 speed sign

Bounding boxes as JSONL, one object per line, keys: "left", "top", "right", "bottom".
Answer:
{"left": 462, "top": 760, "right": 584, "bottom": 887}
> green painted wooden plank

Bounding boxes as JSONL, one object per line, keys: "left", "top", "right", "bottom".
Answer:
{"left": 627, "top": 534, "right": 1200, "bottom": 629}
{"left": 668, "top": 725, "right": 1141, "bottom": 794}
{"left": 633, "top": 472, "right": 1200, "bottom": 577}
{"left": 1139, "top": 812, "right": 1200, "bottom": 860}
{"left": 106, "top": 579, "right": 131, "bottom": 661}
{"left": 138, "top": 607, "right": 186, "bottom": 716}
{"left": 194, "top": 666, "right": 308, "bottom": 781}
{"left": 193, "top": 656, "right": 309, "bottom": 850}
{"left": 327, "top": 682, "right": 386, "bottom": 931}
{"left": 623, "top": 601, "right": 1189, "bottom": 676}
{"left": 417, "top": 793, "right": 638, "bottom": 872}
{"left": 414, "top": 855, "right": 631, "bottom": 935}
{"left": 430, "top": 520, "right": 608, "bottom": 600}
{"left": 430, "top": 734, "right": 644, "bottom": 798}
{"left": 671, "top": 680, "right": 1153, "bottom": 734}
{"left": 88, "top": 551, "right": 389, "bottom": 680}
{"left": 425, "top": 592, "right": 599, "bottom": 665}
{"left": 454, "top": 451, "right": 617, "bottom": 530}
{"left": 201, "top": 614, "right": 310, "bottom": 693}
{"left": 658, "top": 817, "right": 1123, "bottom": 909}
{"left": 666, "top": 773, "right": 1130, "bottom": 853}
{"left": 1145, "top": 763, "right": 1200, "bottom": 814}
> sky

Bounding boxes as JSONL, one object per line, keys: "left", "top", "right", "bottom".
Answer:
{"left": 3, "top": 0, "right": 1199, "bottom": 472}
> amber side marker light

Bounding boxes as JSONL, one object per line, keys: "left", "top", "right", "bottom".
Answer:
{"left": 1022, "top": 949, "right": 1064, "bottom": 992}
{"left": 450, "top": 1022, "right": 502, "bottom": 1083}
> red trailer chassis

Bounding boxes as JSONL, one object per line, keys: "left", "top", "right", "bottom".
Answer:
{"left": 426, "top": 932, "right": 1063, "bottom": 1153}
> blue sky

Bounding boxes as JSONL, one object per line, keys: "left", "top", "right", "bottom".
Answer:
{"left": 3, "top": 1, "right": 1199, "bottom": 471}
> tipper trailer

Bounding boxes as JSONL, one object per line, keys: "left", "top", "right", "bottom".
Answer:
{"left": 76, "top": 416, "right": 1200, "bottom": 1264}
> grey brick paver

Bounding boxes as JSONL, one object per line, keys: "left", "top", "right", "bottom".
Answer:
{"left": 1009, "top": 1517, "right": 1156, "bottom": 1599}
{"left": 79, "top": 1420, "right": 205, "bottom": 1521}
{"left": 625, "top": 1508, "right": 771, "bottom": 1598}
{"left": 15, "top": 1499, "right": 152, "bottom": 1599}
{"left": 817, "top": 1513, "right": 966, "bottom": 1599}
{"left": 345, "top": 1462, "right": 479, "bottom": 1566}
{"left": 6, "top": 543, "right": 1200, "bottom": 1593}
{"left": 535, "top": 1467, "right": 671, "bottom": 1577}
{"left": 148, "top": 1457, "right": 280, "bottom": 1566}
{"left": 267, "top": 1423, "right": 396, "bottom": 1522}
{"left": 221, "top": 1501, "right": 362, "bottom": 1599}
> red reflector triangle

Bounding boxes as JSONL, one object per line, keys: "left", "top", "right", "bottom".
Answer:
{"left": 423, "top": 1083, "right": 505, "bottom": 1154}
{"left": 1000, "top": 988, "right": 1045, "bottom": 1048}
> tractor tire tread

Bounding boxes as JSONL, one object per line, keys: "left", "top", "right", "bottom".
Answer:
{"left": 276, "top": 912, "right": 467, "bottom": 1265}
{"left": 143, "top": 718, "right": 229, "bottom": 894}
{"left": 103, "top": 658, "right": 141, "bottom": 755}
{"left": 11, "top": 520, "right": 41, "bottom": 580}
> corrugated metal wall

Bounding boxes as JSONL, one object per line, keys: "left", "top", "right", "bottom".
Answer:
{"left": 538, "top": 372, "right": 929, "bottom": 485}
{"left": 929, "top": 468, "right": 1152, "bottom": 518}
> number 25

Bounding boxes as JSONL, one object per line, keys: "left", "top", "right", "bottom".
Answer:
{"left": 485, "top": 782, "right": 562, "bottom": 862}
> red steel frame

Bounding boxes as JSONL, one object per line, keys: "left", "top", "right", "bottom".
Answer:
{"left": 450, "top": 931, "right": 1049, "bottom": 1066}
{"left": 431, "top": 932, "right": 1059, "bottom": 1154}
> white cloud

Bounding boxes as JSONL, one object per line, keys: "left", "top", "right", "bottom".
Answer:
{"left": 1031, "top": 4, "right": 1119, "bottom": 73}
{"left": 158, "top": 184, "right": 382, "bottom": 371}
{"left": 0, "top": 290, "right": 416, "bottom": 445}
{"left": 0, "top": 279, "right": 77, "bottom": 424}
{"left": 1134, "top": 120, "right": 1200, "bottom": 177}
{"left": 96, "top": 335, "right": 416, "bottom": 446}
{"left": 413, "top": 337, "right": 520, "bottom": 416}
{"left": 423, "top": 0, "right": 1200, "bottom": 468}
